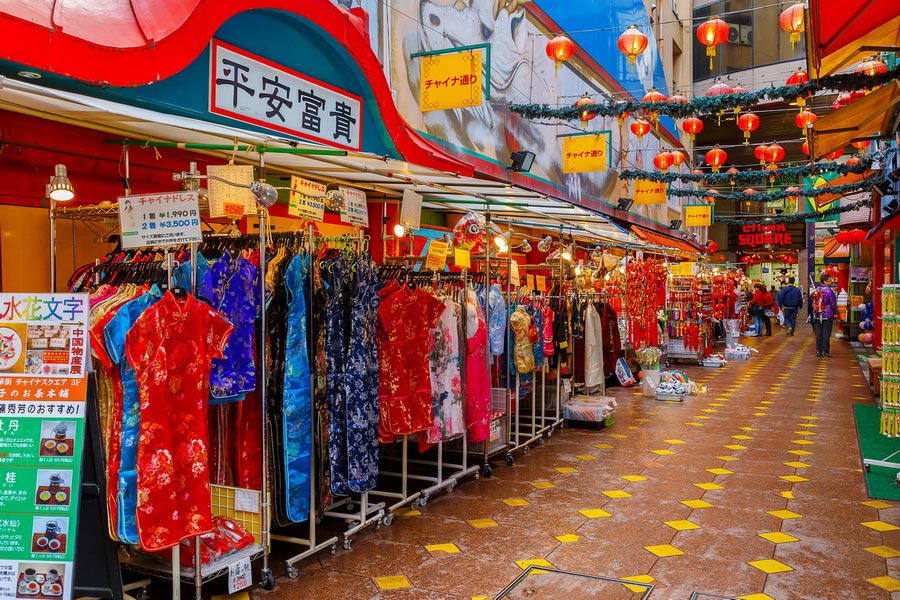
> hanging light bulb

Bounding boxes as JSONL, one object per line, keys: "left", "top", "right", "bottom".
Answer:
{"left": 561, "top": 244, "right": 574, "bottom": 262}
{"left": 393, "top": 223, "right": 407, "bottom": 237}
{"left": 575, "top": 260, "right": 583, "bottom": 276}
{"left": 494, "top": 229, "right": 513, "bottom": 253}
{"left": 537, "top": 235, "right": 553, "bottom": 253}
{"left": 520, "top": 239, "right": 532, "bottom": 253}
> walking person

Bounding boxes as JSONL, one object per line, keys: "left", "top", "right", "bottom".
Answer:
{"left": 750, "top": 283, "right": 774, "bottom": 336}
{"left": 776, "top": 277, "right": 803, "bottom": 336}
{"left": 809, "top": 274, "right": 838, "bottom": 357}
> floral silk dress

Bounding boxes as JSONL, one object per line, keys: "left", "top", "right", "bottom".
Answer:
{"left": 465, "top": 296, "right": 491, "bottom": 443}
{"left": 125, "top": 291, "right": 232, "bottom": 551}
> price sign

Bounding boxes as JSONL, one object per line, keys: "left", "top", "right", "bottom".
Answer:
{"left": 509, "top": 260, "right": 521, "bottom": 287}
{"left": 207, "top": 165, "right": 256, "bottom": 217}
{"left": 288, "top": 176, "right": 326, "bottom": 222}
{"left": 228, "top": 557, "right": 252, "bottom": 593}
{"left": 454, "top": 248, "right": 471, "bottom": 269}
{"left": 425, "top": 240, "right": 449, "bottom": 271}
{"left": 536, "top": 275, "right": 547, "bottom": 292}
{"left": 339, "top": 187, "right": 369, "bottom": 227}
{"left": 118, "top": 192, "right": 202, "bottom": 249}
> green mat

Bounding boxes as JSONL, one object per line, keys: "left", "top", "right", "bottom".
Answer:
{"left": 854, "top": 404, "right": 900, "bottom": 501}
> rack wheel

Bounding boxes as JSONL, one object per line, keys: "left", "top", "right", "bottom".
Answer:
{"left": 343, "top": 538, "right": 352, "bottom": 551}
{"left": 417, "top": 496, "right": 429, "bottom": 508}
{"left": 538, "top": 437, "right": 545, "bottom": 446}
{"left": 382, "top": 512, "right": 395, "bottom": 526}
{"left": 474, "top": 472, "right": 481, "bottom": 480}
{"left": 346, "top": 502, "right": 356, "bottom": 512}
{"left": 447, "top": 482, "right": 456, "bottom": 493}
{"left": 482, "top": 464, "right": 493, "bottom": 477}
{"left": 260, "top": 567, "right": 275, "bottom": 590}
{"left": 522, "top": 446, "right": 530, "bottom": 455}
{"left": 504, "top": 454, "right": 515, "bottom": 466}
{"left": 330, "top": 543, "right": 338, "bottom": 555}
{"left": 286, "top": 566, "right": 299, "bottom": 580}
{"left": 547, "top": 429, "right": 554, "bottom": 437}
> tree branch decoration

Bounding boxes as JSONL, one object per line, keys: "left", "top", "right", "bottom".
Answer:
{"left": 509, "top": 67, "right": 900, "bottom": 121}
{"left": 668, "top": 179, "right": 876, "bottom": 202}
{"left": 714, "top": 197, "right": 872, "bottom": 225}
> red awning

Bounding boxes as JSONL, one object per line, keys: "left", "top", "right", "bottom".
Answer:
{"left": 631, "top": 225, "right": 702, "bottom": 256}
{"left": 808, "top": 0, "right": 900, "bottom": 77}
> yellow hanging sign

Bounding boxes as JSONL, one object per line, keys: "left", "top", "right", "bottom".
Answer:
{"left": 633, "top": 179, "right": 667, "bottom": 205}
{"left": 425, "top": 240, "right": 449, "bottom": 270}
{"left": 420, "top": 51, "right": 483, "bottom": 112}
{"left": 670, "top": 262, "right": 696, "bottom": 276}
{"left": 454, "top": 247, "right": 471, "bottom": 269}
{"left": 562, "top": 133, "right": 609, "bottom": 173}
{"left": 684, "top": 204, "right": 714, "bottom": 227}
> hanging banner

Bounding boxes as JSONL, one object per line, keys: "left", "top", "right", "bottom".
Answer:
{"left": 288, "top": 176, "right": 326, "bottom": 222}
{"left": 424, "top": 240, "right": 449, "bottom": 271}
{"left": 338, "top": 187, "right": 369, "bottom": 228}
{"left": 669, "top": 262, "right": 696, "bottom": 276}
{"left": 633, "top": 179, "right": 667, "bottom": 205}
{"left": 684, "top": 205, "right": 713, "bottom": 227}
{"left": 207, "top": 165, "right": 257, "bottom": 218}
{"left": 0, "top": 293, "right": 89, "bottom": 600}
{"left": 400, "top": 188, "right": 424, "bottom": 230}
{"left": 118, "top": 192, "right": 203, "bottom": 249}
{"left": 562, "top": 133, "right": 610, "bottom": 173}
{"left": 420, "top": 50, "right": 483, "bottom": 112}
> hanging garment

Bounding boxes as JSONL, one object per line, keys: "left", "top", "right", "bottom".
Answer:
{"left": 311, "top": 268, "right": 332, "bottom": 513}
{"left": 542, "top": 304, "right": 555, "bottom": 358}
{"left": 280, "top": 252, "right": 312, "bottom": 521}
{"left": 599, "top": 303, "right": 622, "bottom": 378}
{"left": 125, "top": 291, "right": 232, "bottom": 551}
{"left": 509, "top": 306, "right": 535, "bottom": 374}
{"left": 584, "top": 302, "right": 604, "bottom": 391}
{"left": 570, "top": 294, "right": 585, "bottom": 339}
{"left": 530, "top": 302, "right": 545, "bottom": 368}
{"left": 324, "top": 257, "right": 352, "bottom": 497}
{"left": 465, "top": 297, "right": 492, "bottom": 443}
{"left": 426, "top": 299, "right": 465, "bottom": 444}
{"left": 486, "top": 283, "right": 507, "bottom": 356}
{"left": 377, "top": 285, "right": 446, "bottom": 437}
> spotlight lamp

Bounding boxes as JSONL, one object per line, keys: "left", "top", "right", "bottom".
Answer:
{"left": 670, "top": 219, "right": 683, "bottom": 230}
{"left": 520, "top": 239, "right": 532, "bottom": 253}
{"left": 509, "top": 150, "right": 536, "bottom": 173}
{"left": 616, "top": 197, "right": 634, "bottom": 211}
{"left": 48, "top": 164, "right": 75, "bottom": 202}
{"left": 874, "top": 167, "right": 900, "bottom": 197}
{"left": 393, "top": 223, "right": 407, "bottom": 237}
{"left": 561, "top": 243, "right": 574, "bottom": 262}
{"left": 537, "top": 235, "right": 553, "bottom": 253}
{"left": 494, "top": 229, "right": 513, "bottom": 252}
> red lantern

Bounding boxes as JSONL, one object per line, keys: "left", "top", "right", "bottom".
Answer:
{"left": 705, "top": 81, "right": 734, "bottom": 97}
{"left": 801, "top": 141, "right": 809, "bottom": 156}
{"left": 856, "top": 59, "right": 887, "bottom": 77}
{"left": 763, "top": 143, "right": 785, "bottom": 164}
{"left": 653, "top": 151, "right": 675, "bottom": 171}
{"left": 546, "top": 35, "right": 575, "bottom": 74}
{"left": 671, "top": 150, "right": 686, "bottom": 167}
{"left": 669, "top": 93, "right": 689, "bottom": 104}
{"left": 618, "top": 25, "right": 649, "bottom": 66}
{"left": 575, "top": 95, "right": 596, "bottom": 128}
{"left": 696, "top": 17, "right": 730, "bottom": 70}
{"left": 754, "top": 144, "right": 770, "bottom": 166}
{"left": 795, "top": 109, "right": 818, "bottom": 131}
{"left": 737, "top": 112, "right": 760, "bottom": 144}
{"left": 743, "top": 188, "right": 758, "bottom": 197}
{"left": 705, "top": 145, "right": 727, "bottom": 172}
{"left": 682, "top": 116, "right": 704, "bottom": 141}
{"left": 642, "top": 88, "right": 668, "bottom": 104}
{"left": 847, "top": 156, "right": 862, "bottom": 166}
{"left": 726, "top": 166, "right": 739, "bottom": 189}
{"left": 631, "top": 118, "right": 651, "bottom": 141}
{"left": 825, "top": 148, "right": 843, "bottom": 161}
{"left": 786, "top": 69, "right": 809, "bottom": 86}
{"left": 707, "top": 241, "right": 719, "bottom": 253}
{"left": 705, "top": 189, "right": 720, "bottom": 204}
{"left": 779, "top": 2, "right": 805, "bottom": 48}
{"left": 765, "top": 163, "right": 779, "bottom": 184}
{"left": 784, "top": 186, "right": 801, "bottom": 202}
{"left": 852, "top": 140, "right": 871, "bottom": 153}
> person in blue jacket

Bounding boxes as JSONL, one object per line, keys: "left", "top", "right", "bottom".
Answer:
{"left": 775, "top": 277, "right": 803, "bottom": 337}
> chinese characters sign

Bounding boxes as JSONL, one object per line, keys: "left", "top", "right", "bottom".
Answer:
{"left": 0, "top": 293, "right": 89, "bottom": 600}
{"left": 211, "top": 40, "right": 363, "bottom": 150}
{"left": 633, "top": 179, "right": 666, "bottom": 205}
{"left": 684, "top": 205, "right": 713, "bottom": 227}
{"left": 561, "top": 133, "right": 609, "bottom": 173}
{"left": 338, "top": 187, "right": 369, "bottom": 228}
{"left": 118, "top": 192, "right": 202, "bottom": 249}
{"left": 420, "top": 50, "right": 483, "bottom": 112}
{"left": 288, "top": 176, "right": 326, "bottom": 222}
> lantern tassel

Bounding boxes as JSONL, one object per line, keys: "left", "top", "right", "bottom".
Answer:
{"left": 706, "top": 46, "right": 716, "bottom": 71}
{"left": 743, "top": 131, "right": 750, "bottom": 146}
{"left": 790, "top": 32, "right": 800, "bottom": 49}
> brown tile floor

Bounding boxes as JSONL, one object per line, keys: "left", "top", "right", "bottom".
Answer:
{"left": 254, "top": 326, "right": 900, "bottom": 599}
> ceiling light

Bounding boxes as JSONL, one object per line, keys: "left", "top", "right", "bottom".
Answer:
{"left": 47, "top": 164, "right": 75, "bottom": 202}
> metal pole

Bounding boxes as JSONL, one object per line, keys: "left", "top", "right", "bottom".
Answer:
{"left": 258, "top": 154, "right": 275, "bottom": 589}
{"left": 49, "top": 191, "right": 56, "bottom": 292}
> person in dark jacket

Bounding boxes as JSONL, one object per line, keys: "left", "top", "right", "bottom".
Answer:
{"left": 750, "top": 283, "right": 774, "bottom": 336}
{"left": 776, "top": 277, "right": 803, "bottom": 336}
{"left": 809, "top": 274, "right": 838, "bottom": 357}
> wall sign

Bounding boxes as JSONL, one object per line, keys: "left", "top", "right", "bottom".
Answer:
{"left": 633, "top": 179, "right": 666, "bottom": 205}
{"left": 684, "top": 205, "right": 713, "bottom": 227}
{"left": 561, "top": 133, "right": 610, "bottom": 173}
{"left": 118, "top": 192, "right": 203, "bottom": 249}
{"left": 0, "top": 293, "right": 89, "bottom": 600}
{"left": 338, "top": 187, "right": 369, "bottom": 227}
{"left": 211, "top": 40, "right": 363, "bottom": 151}
{"left": 420, "top": 50, "right": 483, "bottom": 112}
{"left": 736, "top": 223, "right": 795, "bottom": 248}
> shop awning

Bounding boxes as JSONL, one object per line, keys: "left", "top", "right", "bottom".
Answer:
{"left": 812, "top": 171, "right": 876, "bottom": 208}
{"left": 809, "top": 81, "right": 900, "bottom": 160}
{"left": 807, "top": 0, "right": 900, "bottom": 77}
{"left": 630, "top": 225, "right": 702, "bottom": 257}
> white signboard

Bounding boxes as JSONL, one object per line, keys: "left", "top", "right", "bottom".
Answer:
{"left": 339, "top": 187, "right": 369, "bottom": 228}
{"left": 399, "top": 188, "right": 423, "bottom": 230}
{"left": 118, "top": 192, "right": 203, "bottom": 249}
{"left": 206, "top": 165, "right": 256, "bottom": 218}
{"left": 210, "top": 40, "right": 363, "bottom": 151}
{"left": 288, "top": 176, "right": 326, "bottom": 222}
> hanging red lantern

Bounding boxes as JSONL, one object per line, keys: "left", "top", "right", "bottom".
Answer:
{"left": 825, "top": 148, "right": 844, "bottom": 161}
{"left": 575, "top": 94, "right": 596, "bottom": 129}
{"left": 642, "top": 88, "right": 668, "bottom": 123}
{"left": 801, "top": 141, "right": 809, "bottom": 156}
{"left": 671, "top": 150, "right": 686, "bottom": 167}
{"left": 705, "top": 81, "right": 734, "bottom": 97}
{"left": 631, "top": 118, "right": 651, "bottom": 141}
{"left": 737, "top": 112, "right": 760, "bottom": 145}
{"left": 779, "top": 3, "right": 805, "bottom": 48}
{"left": 763, "top": 143, "right": 785, "bottom": 164}
{"left": 836, "top": 229, "right": 868, "bottom": 244}
{"left": 847, "top": 156, "right": 862, "bottom": 166}
{"left": 546, "top": 35, "right": 575, "bottom": 74}
{"left": 707, "top": 241, "right": 719, "bottom": 253}
{"left": 705, "top": 145, "right": 727, "bottom": 172}
{"left": 618, "top": 25, "right": 649, "bottom": 67}
{"left": 743, "top": 188, "right": 758, "bottom": 198}
{"left": 852, "top": 140, "right": 871, "bottom": 153}
{"left": 730, "top": 83, "right": 748, "bottom": 114}
{"left": 696, "top": 16, "right": 730, "bottom": 70}
{"left": 784, "top": 186, "right": 801, "bottom": 202}
{"left": 754, "top": 144, "right": 770, "bottom": 166}
{"left": 741, "top": 255, "right": 753, "bottom": 263}
{"left": 786, "top": 69, "right": 809, "bottom": 86}
{"left": 669, "top": 93, "right": 689, "bottom": 104}
{"left": 682, "top": 116, "right": 704, "bottom": 141}
{"left": 795, "top": 109, "right": 818, "bottom": 131}
{"left": 765, "top": 163, "right": 779, "bottom": 184}
{"left": 705, "top": 189, "right": 719, "bottom": 204}
{"left": 726, "top": 166, "right": 739, "bottom": 189}
{"left": 856, "top": 59, "right": 887, "bottom": 77}
{"left": 653, "top": 151, "right": 675, "bottom": 171}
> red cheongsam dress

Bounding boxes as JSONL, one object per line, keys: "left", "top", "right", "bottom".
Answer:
{"left": 125, "top": 292, "right": 232, "bottom": 551}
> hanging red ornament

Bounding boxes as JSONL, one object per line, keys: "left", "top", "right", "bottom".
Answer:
{"left": 546, "top": 35, "right": 575, "bottom": 74}
{"left": 856, "top": 58, "right": 887, "bottom": 77}
{"left": 705, "top": 189, "right": 720, "bottom": 204}
{"left": 765, "top": 163, "right": 779, "bottom": 185}
{"left": 669, "top": 93, "right": 689, "bottom": 104}
{"left": 737, "top": 112, "right": 760, "bottom": 145}
{"left": 779, "top": 3, "right": 805, "bottom": 48}
{"left": 618, "top": 25, "right": 649, "bottom": 68}
{"left": 754, "top": 144, "right": 770, "bottom": 166}
{"left": 707, "top": 240, "right": 719, "bottom": 253}
{"left": 682, "top": 116, "right": 704, "bottom": 141}
{"left": 825, "top": 148, "right": 844, "bottom": 161}
{"left": 574, "top": 94, "right": 596, "bottom": 129}
{"left": 653, "top": 151, "right": 675, "bottom": 171}
{"left": 705, "top": 81, "right": 734, "bottom": 97}
{"left": 763, "top": 143, "right": 785, "bottom": 164}
{"left": 630, "top": 118, "right": 651, "bottom": 141}
{"left": 795, "top": 109, "right": 818, "bottom": 130}
{"left": 705, "top": 145, "right": 727, "bottom": 172}
{"left": 801, "top": 141, "right": 809, "bottom": 156}
{"left": 726, "top": 166, "right": 739, "bottom": 190}
{"left": 642, "top": 88, "right": 668, "bottom": 123}
{"left": 731, "top": 83, "right": 748, "bottom": 114}
{"left": 786, "top": 69, "right": 809, "bottom": 86}
{"left": 784, "top": 186, "right": 801, "bottom": 203}
{"left": 671, "top": 150, "right": 686, "bottom": 167}
{"left": 852, "top": 140, "right": 871, "bottom": 153}
{"left": 696, "top": 16, "right": 730, "bottom": 70}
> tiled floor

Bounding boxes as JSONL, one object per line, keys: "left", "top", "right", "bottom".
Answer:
{"left": 255, "top": 326, "right": 900, "bottom": 599}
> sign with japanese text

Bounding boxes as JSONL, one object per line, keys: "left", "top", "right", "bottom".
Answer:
{"left": 561, "top": 133, "right": 609, "bottom": 173}
{"left": 207, "top": 165, "right": 256, "bottom": 218}
{"left": 420, "top": 50, "right": 483, "bottom": 112}
{"left": 684, "top": 205, "right": 713, "bottom": 227}
{"left": 338, "top": 187, "right": 369, "bottom": 228}
{"left": 633, "top": 179, "right": 667, "bottom": 205}
{"left": 0, "top": 293, "right": 88, "bottom": 600}
{"left": 288, "top": 176, "right": 326, "bottom": 222}
{"left": 424, "top": 240, "right": 449, "bottom": 271}
{"left": 211, "top": 40, "right": 363, "bottom": 151}
{"left": 118, "top": 192, "right": 202, "bottom": 249}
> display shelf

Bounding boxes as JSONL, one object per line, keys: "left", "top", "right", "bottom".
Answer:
{"left": 119, "top": 544, "right": 264, "bottom": 584}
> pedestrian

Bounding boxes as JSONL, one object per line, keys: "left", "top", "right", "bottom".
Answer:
{"left": 769, "top": 285, "right": 782, "bottom": 328}
{"left": 776, "top": 277, "right": 803, "bottom": 336}
{"left": 809, "top": 273, "right": 838, "bottom": 357}
{"left": 750, "top": 283, "right": 774, "bottom": 336}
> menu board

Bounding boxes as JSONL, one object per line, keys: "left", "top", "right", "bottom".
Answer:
{"left": 0, "top": 294, "right": 89, "bottom": 600}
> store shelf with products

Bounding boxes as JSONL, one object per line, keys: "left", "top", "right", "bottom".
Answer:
{"left": 665, "top": 275, "right": 709, "bottom": 364}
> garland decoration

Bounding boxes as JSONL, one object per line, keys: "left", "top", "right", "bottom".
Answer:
{"left": 714, "top": 196, "right": 872, "bottom": 225}
{"left": 508, "top": 66, "right": 900, "bottom": 121}
{"left": 668, "top": 179, "right": 876, "bottom": 201}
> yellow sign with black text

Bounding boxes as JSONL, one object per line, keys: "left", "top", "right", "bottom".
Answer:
{"left": 562, "top": 134, "right": 609, "bottom": 173}
{"left": 684, "top": 205, "right": 713, "bottom": 227}
{"left": 633, "top": 179, "right": 667, "bottom": 205}
{"left": 420, "top": 51, "right": 483, "bottom": 112}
